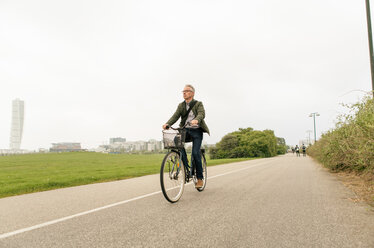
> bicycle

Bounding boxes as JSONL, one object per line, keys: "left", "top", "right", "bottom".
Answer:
{"left": 160, "top": 124, "right": 207, "bottom": 203}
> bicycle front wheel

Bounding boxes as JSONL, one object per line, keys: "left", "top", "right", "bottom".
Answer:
{"left": 160, "top": 151, "right": 185, "bottom": 203}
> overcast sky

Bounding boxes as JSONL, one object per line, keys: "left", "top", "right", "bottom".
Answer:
{"left": 0, "top": 0, "right": 372, "bottom": 150}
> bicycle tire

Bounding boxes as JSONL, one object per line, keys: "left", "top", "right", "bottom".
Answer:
{"left": 160, "top": 151, "right": 185, "bottom": 203}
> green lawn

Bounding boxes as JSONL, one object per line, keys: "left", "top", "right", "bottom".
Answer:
{"left": 0, "top": 152, "right": 255, "bottom": 198}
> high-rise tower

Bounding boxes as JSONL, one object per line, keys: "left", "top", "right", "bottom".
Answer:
{"left": 9, "top": 98, "right": 24, "bottom": 150}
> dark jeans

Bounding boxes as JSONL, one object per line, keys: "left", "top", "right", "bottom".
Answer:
{"left": 180, "top": 128, "right": 203, "bottom": 180}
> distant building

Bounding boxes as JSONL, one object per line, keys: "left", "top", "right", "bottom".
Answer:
{"left": 110, "top": 137, "right": 126, "bottom": 144}
{"left": 147, "top": 139, "right": 163, "bottom": 151}
{"left": 98, "top": 139, "right": 163, "bottom": 153}
{"left": 50, "top": 143, "right": 82, "bottom": 152}
{"left": 38, "top": 148, "right": 48, "bottom": 153}
{"left": 0, "top": 149, "right": 31, "bottom": 155}
{"left": 9, "top": 99, "right": 24, "bottom": 150}
{"left": 134, "top": 141, "right": 146, "bottom": 151}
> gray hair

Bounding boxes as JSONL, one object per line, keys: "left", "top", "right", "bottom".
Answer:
{"left": 185, "top": 84, "right": 195, "bottom": 92}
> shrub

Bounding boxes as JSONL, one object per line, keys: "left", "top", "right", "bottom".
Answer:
{"left": 308, "top": 96, "right": 374, "bottom": 173}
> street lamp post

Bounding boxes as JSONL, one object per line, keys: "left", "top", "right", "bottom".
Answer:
{"left": 365, "top": 0, "right": 374, "bottom": 96}
{"left": 309, "top": 113, "right": 320, "bottom": 143}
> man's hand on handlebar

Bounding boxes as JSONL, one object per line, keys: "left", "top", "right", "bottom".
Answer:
{"left": 190, "top": 120, "right": 199, "bottom": 126}
{"left": 162, "top": 124, "right": 169, "bottom": 130}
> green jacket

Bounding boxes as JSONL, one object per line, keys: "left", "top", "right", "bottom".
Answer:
{"left": 166, "top": 99, "right": 210, "bottom": 135}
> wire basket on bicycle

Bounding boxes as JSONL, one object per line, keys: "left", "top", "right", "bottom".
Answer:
{"left": 162, "top": 130, "right": 186, "bottom": 149}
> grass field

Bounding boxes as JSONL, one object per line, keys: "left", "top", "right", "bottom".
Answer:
{"left": 0, "top": 152, "right": 256, "bottom": 198}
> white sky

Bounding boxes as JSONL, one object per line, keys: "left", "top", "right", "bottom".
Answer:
{"left": 0, "top": 0, "right": 372, "bottom": 150}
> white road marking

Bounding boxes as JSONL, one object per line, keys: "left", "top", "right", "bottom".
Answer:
{"left": 0, "top": 160, "right": 272, "bottom": 240}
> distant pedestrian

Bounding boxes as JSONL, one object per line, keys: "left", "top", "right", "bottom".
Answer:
{"left": 291, "top": 147, "right": 295, "bottom": 154}
{"left": 302, "top": 144, "right": 306, "bottom": 157}
{"left": 295, "top": 145, "right": 300, "bottom": 157}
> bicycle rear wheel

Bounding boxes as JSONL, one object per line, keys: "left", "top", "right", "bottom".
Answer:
{"left": 160, "top": 151, "right": 185, "bottom": 203}
{"left": 194, "top": 152, "right": 207, "bottom": 192}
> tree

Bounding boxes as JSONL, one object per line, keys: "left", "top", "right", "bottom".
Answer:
{"left": 276, "top": 137, "right": 287, "bottom": 154}
{"left": 210, "top": 127, "right": 286, "bottom": 159}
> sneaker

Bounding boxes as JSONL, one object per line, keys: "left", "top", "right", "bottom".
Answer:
{"left": 195, "top": 179, "right": 203, "bottom": 188}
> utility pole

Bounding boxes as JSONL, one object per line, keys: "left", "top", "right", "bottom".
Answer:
{"left": 309, "top": 113, "right": 320, "bottom": 143}
{"left": 365, "top": 0, "right": 374, "bottom": 96}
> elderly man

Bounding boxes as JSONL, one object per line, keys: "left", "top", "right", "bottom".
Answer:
{"left": 162, "top": 84, "right": 210, "bottom": 188}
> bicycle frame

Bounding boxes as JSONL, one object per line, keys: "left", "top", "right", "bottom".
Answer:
{"left": 170, "top": 148, "right": 205, "bottom": 183}
{"left": 169, "top": 148, "right": 191, "bottom": 183}
{"left": 163, "top": 123, "right": 206, "bottom": 183}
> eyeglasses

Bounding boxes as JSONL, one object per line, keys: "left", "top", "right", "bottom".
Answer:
{"left": 182, "top": 90, "right": 192, "bottom": 93}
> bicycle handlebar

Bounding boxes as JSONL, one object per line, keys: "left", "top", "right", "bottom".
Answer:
{"left": 165, "top": 122, "right": 191, "bottom": 131}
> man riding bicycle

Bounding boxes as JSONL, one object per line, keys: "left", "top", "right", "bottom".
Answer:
{"left": 162, "top": 84, "right": 210, "bottom": 189}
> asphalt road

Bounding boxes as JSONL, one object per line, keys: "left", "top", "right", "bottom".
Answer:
{"left": 1, "top": 154, "right": 374, "bottom": 248}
